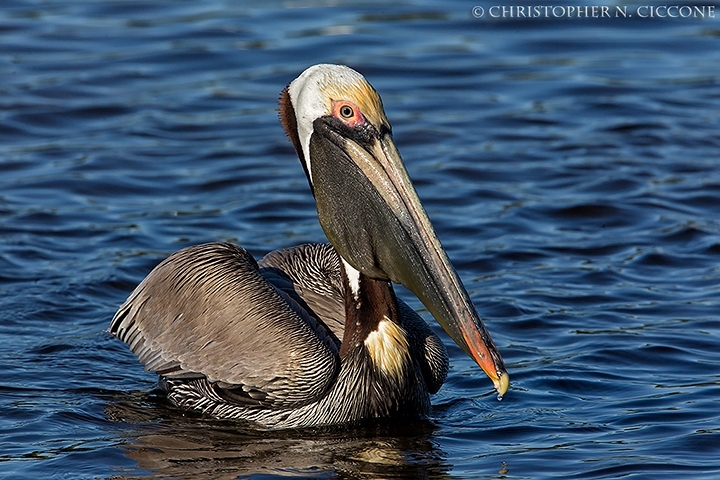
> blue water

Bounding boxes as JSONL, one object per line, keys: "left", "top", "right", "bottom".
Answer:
{"left": 1, "top": 1, "right": 720, "bottom": 478}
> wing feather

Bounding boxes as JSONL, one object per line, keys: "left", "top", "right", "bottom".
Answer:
{"left": 259, "top": 243, "right": 345, "bottom": 340}
{"left": 110, "top": 242, "right": 340, "bottom": 408}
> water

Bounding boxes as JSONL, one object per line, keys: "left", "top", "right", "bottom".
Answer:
{"left": 1, "top": 1, "right": 719, "bottom": 478}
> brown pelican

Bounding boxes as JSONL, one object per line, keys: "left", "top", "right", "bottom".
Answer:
{"left": 111, "top": 64, "right": 509, "bottom": 429}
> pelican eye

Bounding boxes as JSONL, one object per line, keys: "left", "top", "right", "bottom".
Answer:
{"left": 332, "top": 100, "right": 365, "bottom": 127}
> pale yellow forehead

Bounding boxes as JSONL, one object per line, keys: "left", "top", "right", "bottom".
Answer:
{"left": 320, "top": 79, "right": 389, "bottom": 130}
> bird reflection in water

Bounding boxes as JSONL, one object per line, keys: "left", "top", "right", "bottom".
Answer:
{"left": 107, "top": 392, "right": 450, "bottom": 479}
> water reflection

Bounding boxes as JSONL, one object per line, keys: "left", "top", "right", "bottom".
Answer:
{"left": 107, "top": 393, "right": 449, "bottom": 479}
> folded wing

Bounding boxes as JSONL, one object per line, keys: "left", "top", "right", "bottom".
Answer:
{"left": 110, "top": 242, "right": 340, "bottom": 409}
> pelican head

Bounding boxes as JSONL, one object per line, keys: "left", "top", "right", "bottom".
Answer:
{"left": 279, "top": 64, "right": 509, "bottom": 397}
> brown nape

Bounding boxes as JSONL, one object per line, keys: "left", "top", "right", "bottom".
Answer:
{"left": 277, "top": 87, "right": 305, "bottom": 168}
{"left": 339, "top": 267, "right": 401, "bottom": 358}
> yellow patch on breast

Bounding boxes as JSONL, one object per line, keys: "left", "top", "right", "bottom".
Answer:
{"left": 364, "top": 318, "right": 411, "bottom": 379}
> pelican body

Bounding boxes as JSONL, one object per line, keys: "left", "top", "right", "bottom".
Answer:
{"left": 111, "top": 64, "right": 508, "bottom": 429}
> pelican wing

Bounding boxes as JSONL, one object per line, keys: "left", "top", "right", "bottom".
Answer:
{"left": 110, "top": 242, "right": 340, "bottom": 408}
{"left": 258, "top": 243, "right": 345, "bottom": 340}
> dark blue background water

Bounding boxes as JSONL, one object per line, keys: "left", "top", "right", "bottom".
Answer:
{"left": 1, "top": 1, "right": 719, "bottom": 478}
